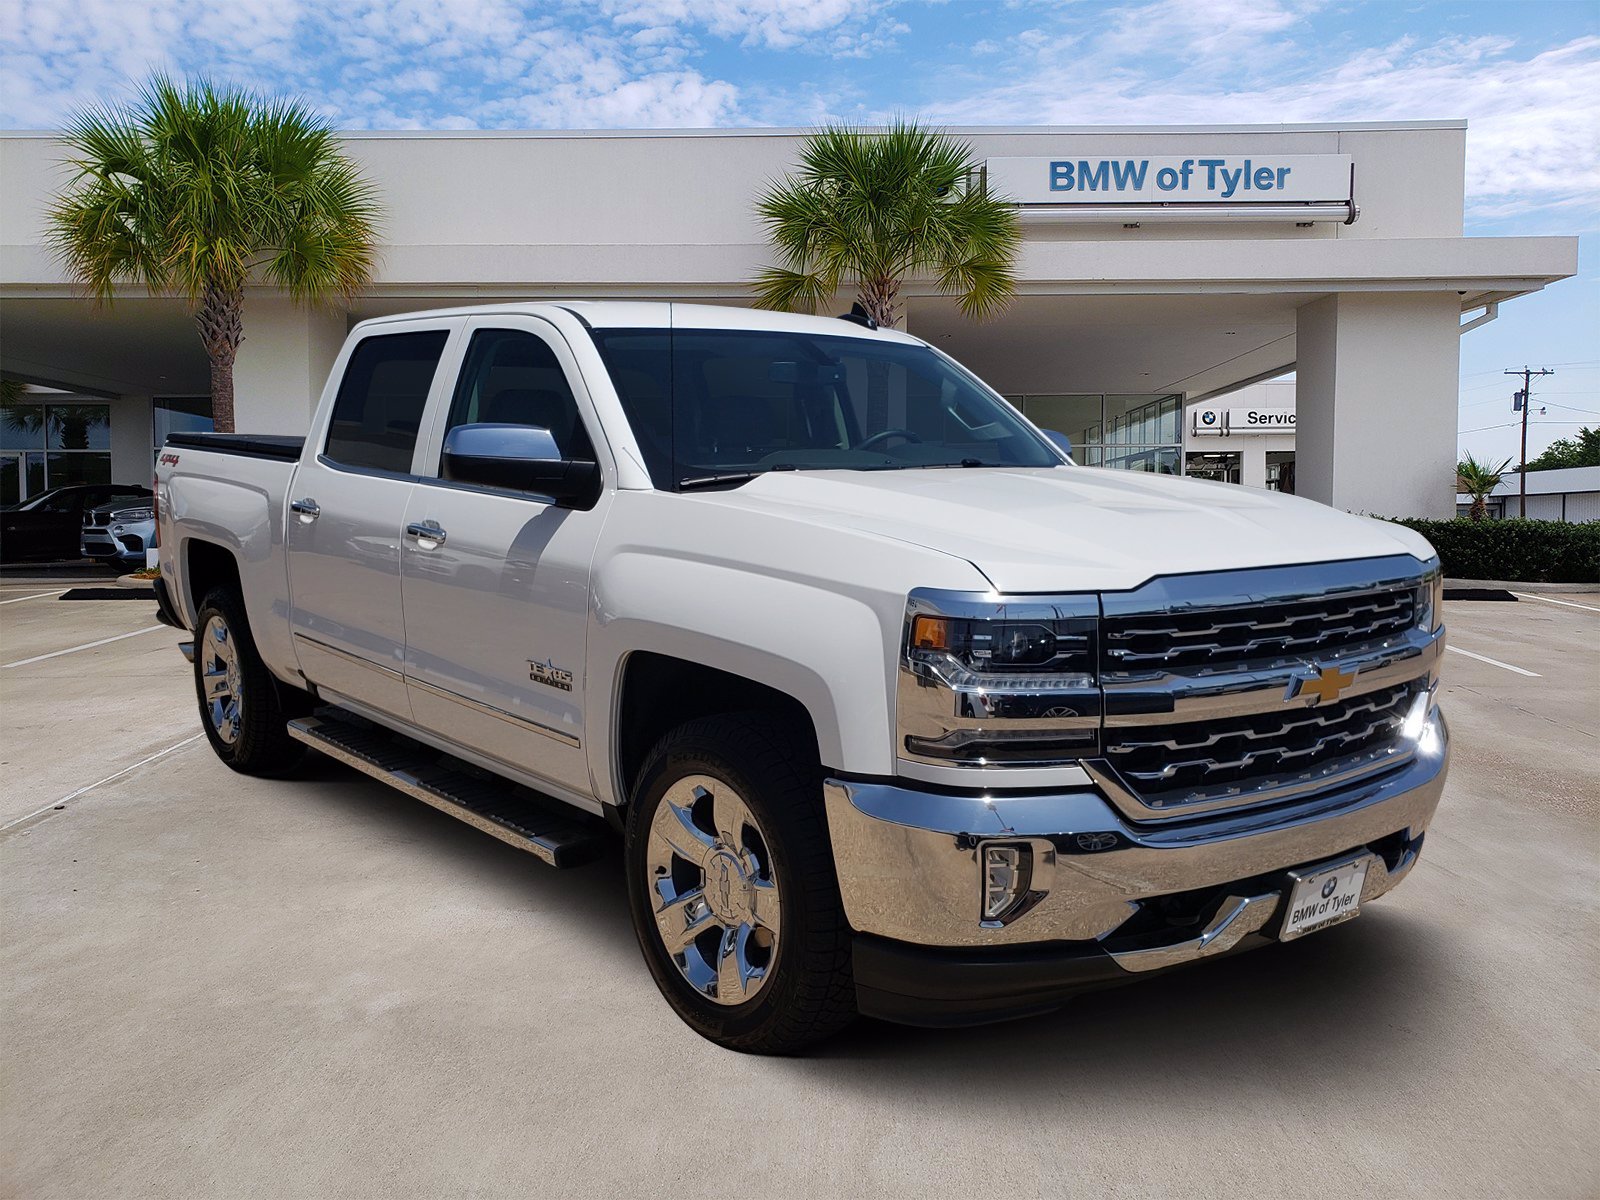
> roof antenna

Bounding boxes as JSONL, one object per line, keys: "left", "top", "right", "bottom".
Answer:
{"left": 838, "top": 302, "right": 878, "bottom": 330}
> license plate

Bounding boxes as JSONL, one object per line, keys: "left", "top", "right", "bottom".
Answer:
{"left": 1280, "top": 855, "right": 1371, "bottom": 941}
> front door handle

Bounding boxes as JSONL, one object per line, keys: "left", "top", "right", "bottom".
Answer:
{"left": 405, "top": 520, "right": 447, "bottom": 548}
{"left": 290, "top": 497, "right": 321, "bottom": 523}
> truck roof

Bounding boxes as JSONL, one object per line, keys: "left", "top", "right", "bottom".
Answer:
{"left": 353, "top": 300, "right": 924, "bottom": 343}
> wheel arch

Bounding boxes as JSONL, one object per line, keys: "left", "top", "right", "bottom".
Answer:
{"left": 611, "top": 650, "right": 826, "bottom": 811}
{"left": 183, "top": 538, "right": 243, "bottom": 620}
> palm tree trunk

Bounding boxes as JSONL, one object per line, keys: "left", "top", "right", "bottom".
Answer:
{"left": 196, "top": 281, "right": 244, "bottom": 433}
{"left": 1470, "top": 495, "right": 1486, "bottom": 521}
{"left": 857, "top": 278, "right": 900, "bottom": 329}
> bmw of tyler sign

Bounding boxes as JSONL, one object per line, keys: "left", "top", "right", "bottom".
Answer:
{"left": 985, "top": 155, "right": 1354, "bottom": 207}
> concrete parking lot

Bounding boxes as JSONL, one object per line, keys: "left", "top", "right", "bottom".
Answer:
{"left": 3, "top": 580, "right": 1597, "bottom": 1198}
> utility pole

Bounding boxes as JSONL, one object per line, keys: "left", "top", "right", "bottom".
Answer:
{"left": 1505, "top": 366, "right": 1554, "bottom": 518}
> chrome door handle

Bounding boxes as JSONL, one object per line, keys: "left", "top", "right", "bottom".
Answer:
{"left": 290, "top": 497, "right": 321, "bottom": 522}
{"left": 405, "top": 520, "right": 447, "bottom": 548}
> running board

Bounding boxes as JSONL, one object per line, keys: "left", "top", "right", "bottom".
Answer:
{"left": 287, "top": 713, "right": 608, "bottom": 868}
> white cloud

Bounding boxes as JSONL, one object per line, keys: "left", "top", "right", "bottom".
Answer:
{"left": 597, "top": 0, "right": 896, "bottom": 53}
{"left": 2, "top": 0, "right": 1594, "bottom": 222}
{"left": 924, "top": 24, "right": 1600, "bottom": 222}
{"left": 0, "top": 0, "right": 755, "bottom": 130}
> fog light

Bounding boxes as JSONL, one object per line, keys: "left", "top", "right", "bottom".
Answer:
{"left": 982, "top": 843, "right": 1030, "bottom": 922}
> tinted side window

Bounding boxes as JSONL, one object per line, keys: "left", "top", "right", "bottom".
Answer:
{"left": 442, "top": 328, "right": 594, "bottom": 465}
{"left": 588, "top": 332, "right": 671, "bottom": 484}
{"left": 324, "top": 330, "right": 450, "bottom": 473}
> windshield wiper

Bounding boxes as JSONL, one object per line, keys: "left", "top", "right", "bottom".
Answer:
{"left": 677, "top": 471, "right": 763, "bottom": 491}
{"left": 677, "top": 464, "right": 803, "bottom": 491}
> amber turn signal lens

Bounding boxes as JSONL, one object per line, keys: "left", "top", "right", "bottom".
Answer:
{"left": 911, "top": 615, "right": 951, "bottom": 651}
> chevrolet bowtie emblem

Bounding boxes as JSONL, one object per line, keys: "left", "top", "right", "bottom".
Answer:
{"left": 1287, "top": 664, "right": 1356, "bottom": 706}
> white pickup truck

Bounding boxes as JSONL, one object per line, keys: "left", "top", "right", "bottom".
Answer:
{"left": 154, "top": 301, "right": 1449, "bottom": 1053}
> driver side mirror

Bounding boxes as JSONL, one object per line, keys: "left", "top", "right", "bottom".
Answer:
{"left": 1042, "top": 430, "right": 1074, "bottom": 460}
{"left": 441, "top": 424, "right": 600, "bottom": 508}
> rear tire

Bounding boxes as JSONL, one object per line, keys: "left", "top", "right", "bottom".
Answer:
{"left": 192, "top": 586, "right": 308, "bottom": 776}
{"left": 625, "top": 713, "right": 856, "bottom": 1054}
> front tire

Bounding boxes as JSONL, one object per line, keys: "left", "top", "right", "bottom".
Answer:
{"left": 192, "top": 586, "right": 307, "bottom": 776}
{"left": 625, "top": 714, "right": 856, "bottom": 1054}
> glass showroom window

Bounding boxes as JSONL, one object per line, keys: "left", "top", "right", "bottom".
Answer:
{"left": 1267, "top": 451, "right": 1297, "bottom": 494}
{"left": 1011, "top": 393, "right": 1183, "bottom": 474}
{"left": 0, "top": 401, "right": 112, "bottom": 499}
{"left": 153, "top": 396, "right": 214, "bottom": 462}
{"left": 1186, "top": 451, "right": 1242, "bottom": 483}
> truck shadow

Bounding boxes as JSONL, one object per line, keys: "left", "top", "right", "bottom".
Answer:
{"left": 800, "top": 907, "right": 1456, "bottom": 1104}
{"left": 294, "top": 756, "right": 1456, "bottom": 1099}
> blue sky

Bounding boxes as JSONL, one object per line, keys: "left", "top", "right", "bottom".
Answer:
{"left": 2, "top": 0, "right": 1595, "bottom": 463}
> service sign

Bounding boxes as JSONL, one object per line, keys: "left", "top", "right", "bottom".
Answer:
{"left": 987, "top": 155, "right": 1352, "bottom": 205}
{"left": 1192, "top": 408, "right": 1297, "bottom": 435}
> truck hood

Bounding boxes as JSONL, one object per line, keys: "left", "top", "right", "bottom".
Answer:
{"left": 704, "top": 466, "right": 1433, "bottom": 593}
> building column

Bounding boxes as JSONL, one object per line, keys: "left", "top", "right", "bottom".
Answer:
{"left": 109, "top": 393, "right": 153, "bottom": 485}
{"left": 1295, "top": 292, "right": 1460, "bottom": 518}
{"left": 1240, "top": 442, "right": 1267, "bottom": 488}
{"left": 231, "top": 297, "right": 350, "bottom": 434}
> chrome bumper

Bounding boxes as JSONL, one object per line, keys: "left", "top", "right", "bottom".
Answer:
{"left": 824, "top": 709, "right": 1448, "bottom": 953}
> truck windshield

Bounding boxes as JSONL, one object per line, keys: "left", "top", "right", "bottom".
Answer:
{"left": 588, "top": 328, "right": 1061, "bottom": 489}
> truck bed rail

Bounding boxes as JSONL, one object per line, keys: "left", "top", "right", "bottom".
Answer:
{"left": 164, "top": 432, "right": 305, "bottom": 460}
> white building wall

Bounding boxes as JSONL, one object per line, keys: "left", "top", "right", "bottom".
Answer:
{"left": 231, "top": 299, "right": 349, "bottom": 435}
{"left": 1296, "top": 292, "right": 1461, "bottom": 518}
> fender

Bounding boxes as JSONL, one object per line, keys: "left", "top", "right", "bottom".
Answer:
{"left": 583, "top": 492, "right": 990, "bottom": 807}
{"left": 165, "top": 464, "right": 299, "bottom": 687}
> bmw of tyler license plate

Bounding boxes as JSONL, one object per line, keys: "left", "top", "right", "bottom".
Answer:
{"left": 1280, "top": 854, "right": 1373, "bottom": 941}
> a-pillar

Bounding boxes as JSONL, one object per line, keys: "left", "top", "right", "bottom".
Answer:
{"left": 231, "top": 296, "right": 350, "bottom": 434}
{"left": 1294, "top": 292, "right": 1460, "bottom": 518}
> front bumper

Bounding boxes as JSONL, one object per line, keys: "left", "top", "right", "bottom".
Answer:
{"left": 825, "top": 709, "right": 1448, "bottom": 1026}
{"left": 81, "top": 525, "right": 150, "bottom": 563}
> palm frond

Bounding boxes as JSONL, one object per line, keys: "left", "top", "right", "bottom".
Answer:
{"left": 750, "top": 120, "right": 1018, "bottom": 326}
{"left": 46, "top": 73, "right": 380, "bottom": 308}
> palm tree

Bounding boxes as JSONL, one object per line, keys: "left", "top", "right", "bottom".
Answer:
{"left": 47, "top": 76, "right": 380, "bottom": 432}
{"left": 1457, "top": 452, "right": 1512, "bottom": 521}
{"left": 752, "top": 121, "right": 1021, "bottom": 330}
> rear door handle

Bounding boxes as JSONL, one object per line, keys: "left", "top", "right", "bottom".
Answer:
{"left": 290, "top": 498, "right": 321, "bottom": 523}
{"left": 405, "top": 520, "right": 447, "bottom": 548}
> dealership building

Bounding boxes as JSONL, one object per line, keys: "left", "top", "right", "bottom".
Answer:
{"left": 0, "top": 120, "right": 1579, "bottom": 517}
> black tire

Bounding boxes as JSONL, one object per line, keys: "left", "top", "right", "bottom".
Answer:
{"left": 192, "top": 586, "right": 308, "bottom": 776}
{"left": 625, "top": 714, "right": 856, "bottom": 1054}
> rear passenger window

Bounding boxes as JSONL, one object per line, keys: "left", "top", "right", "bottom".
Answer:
{"left": 324, "top": 330, "right": 450, "bottom": 473}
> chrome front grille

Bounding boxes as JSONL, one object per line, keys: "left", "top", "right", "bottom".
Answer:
{"left": 1103, "top": 586, "right": 1417, "bottom": 670}
{"left": 1103, "top": 680, "right": 1421, "bottom": 805}
{"left": 1092, "top": 555, "right": 1443, "bottom": 820}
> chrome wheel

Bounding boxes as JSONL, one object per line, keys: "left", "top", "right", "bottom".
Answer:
{"left": 645, "top": 774, "right": 782, "bottom": 1006}
{"left": 200, "top": 613, "right": 243, "bottom": 745}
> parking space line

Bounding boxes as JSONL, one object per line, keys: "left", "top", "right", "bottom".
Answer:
{"left": 1, "top": 624, "right": 168, "bottom": 669}
{"left": 0, "top": 589, "right": 68, "bottom": 605}
{"left": 1, "top": 733, "right": 204, "bottom": 834}
{"left": 1511, "top": 592, "right": 1600, "bottom": 614}
{"left": 1446, "top": 645, "right": 1542, "bottom": 677}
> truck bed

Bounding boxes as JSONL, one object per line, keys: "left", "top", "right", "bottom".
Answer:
{"left": 165, "top": 432, "right": 305, "bottom": 461}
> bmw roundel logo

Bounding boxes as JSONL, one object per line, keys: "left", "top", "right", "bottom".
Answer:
{"left": 1321, "top": 877, "right": 1339, "bottom": 899}
{"left": 1200, "top": 410, "right": 1218, "bottom": 426}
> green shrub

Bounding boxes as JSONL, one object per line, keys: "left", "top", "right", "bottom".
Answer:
{"left": 1382, "top": 517, "right": 1600, "bottom": 583}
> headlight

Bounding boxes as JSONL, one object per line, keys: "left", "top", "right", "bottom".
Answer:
{"left": 1415, "top": 557, "right": 1444, "bottom": 632}
{"left": 899, "top": 591, "right": 1101, "bottom": 768}
{"left": 114, "top": 508, "right": 154, "bottom": 522}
